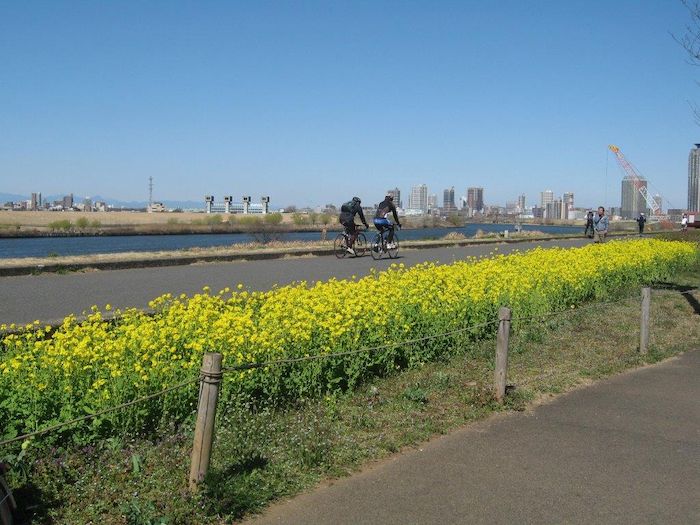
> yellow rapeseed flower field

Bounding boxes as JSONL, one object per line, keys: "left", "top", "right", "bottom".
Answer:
{"left": 0, "top": 238, "right": 696, "bottom": 443}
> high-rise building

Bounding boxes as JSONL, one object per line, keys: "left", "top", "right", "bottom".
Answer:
{"left": 540, "top": 190, "right": 554, "bottom": 208}
{"left": 517, "top": 194, "right": 526, "bottom": 214}
{"left": 467, "top": 187, "right": 484, "bottom": 213}
{"left": 443, "top": 187, "right": 457, "bottom": 212}
{"left": 387, "top": 187, "right": 402, "bottom": 208}
{"left": 408, "top": 184, "right": 428, "bottom": 213}
{"left": 545, "top": 200, "right": 562, "bottom": 220}
{"left": 653, "top": 194, "right": 663, "bottom": 213}
{"left": 428, "top": 194, "right": 438, "bottom": 210}
{"left": 562, "top": 192, "right": 574, "bottom": 219}
{"left": 30, "top": 192, "right": 41, "bottom": 211}
{"left": 62, "top": 194, "right": 74, "bottom": 209}
{"left": 621, "top": 176, "right": 647, "bottom": 218}
{"left": 689, "top": 144, "right": 700, "bottom": 211}
{"left": 554, "top": 199, "right": 563, "bottom": 220}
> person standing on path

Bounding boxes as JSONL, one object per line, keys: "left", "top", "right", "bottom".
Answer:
{"left": 593, "top": 206, "right": 609, "bottom": 243}
{"left": 636, "top": 212, "right": 646, "bottom": 236}
{"left": 584, "top": 210, "right": 594, "bottom": 238}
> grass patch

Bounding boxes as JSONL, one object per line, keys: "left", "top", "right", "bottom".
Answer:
{"left": 7, "top": 264, "right": 700, "bottom": 524}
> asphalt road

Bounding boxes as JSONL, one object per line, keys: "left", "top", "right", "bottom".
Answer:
{"left": 247, "top": 350, "right": 700, "bottom": 525}
{"left": 0, "top": 238, "right": 590, "bottom": 326}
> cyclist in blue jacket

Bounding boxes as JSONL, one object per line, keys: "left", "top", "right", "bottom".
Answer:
{"left": 373, "top": 194, "right": 401, "bottom": 249}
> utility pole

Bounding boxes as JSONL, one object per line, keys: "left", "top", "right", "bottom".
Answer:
{"left": 148, "top": 176, "right": 153, "bottom": 208}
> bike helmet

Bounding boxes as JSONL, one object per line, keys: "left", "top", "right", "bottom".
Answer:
{"left": 386, "top": 194, "right": 394, "bottom": 201}
{"left": 352, "top": 196, "right": 361, "bottom": 204}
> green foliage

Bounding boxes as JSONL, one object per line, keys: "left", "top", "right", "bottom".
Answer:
{"left": 120, "top": 499, "right": 169, "bottom": 525}
{"left": 446, "top": 213, "right": 463, "bottom": 227}
{"left": 237, "top": 215, "right": 263, "bottom": 227}
{"left": 402, "top": 384, "right": 429, "bottom": 404}
{"left": 90, "top": 219, "right": 101, "bottom": 228}
{"left": 291, "top": 212, "right": 308, "bottom": 226}
{"left": 47, "top": 219, "right": 72, "bottom": 231}
{"left": 264, "top": 212, "right": 283, "bottom": 225}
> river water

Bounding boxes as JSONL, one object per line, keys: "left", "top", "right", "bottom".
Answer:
{"left": 0, "top": 223, "right": 581, "bottom": 259}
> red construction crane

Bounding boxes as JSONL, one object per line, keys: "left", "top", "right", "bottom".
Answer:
{"left": 608, "top": 144, "right": 662, "bottom": 216}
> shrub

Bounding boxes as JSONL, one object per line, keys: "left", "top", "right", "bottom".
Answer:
{"left": 48, "top": 219, "right": 72, "bottom": 231}
{"left": 264, "top": 213, "right": 283, "bottom": 225}
{"left": 291, "top": 213, "right": 307, "bottom": 226}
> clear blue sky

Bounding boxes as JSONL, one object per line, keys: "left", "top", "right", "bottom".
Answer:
{"left": 1, "top": 0, "right": 698, "bottom": 210}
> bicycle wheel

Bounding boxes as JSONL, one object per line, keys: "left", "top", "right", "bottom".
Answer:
{"left": 354, "top": 233, "right": 367, "bottom": 257}
{"left": 387, "top": 233, "right": 399, "bottom": 258}
{"left": 371, "top": 232, "right": 383, "bottom": 260}
{"left": 334, "top": 233, "right": 348, "bottom": 258}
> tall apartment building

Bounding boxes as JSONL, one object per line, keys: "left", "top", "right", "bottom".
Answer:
{"left": 30, "top": 192, "right": 41, "bottom": 211}
{"left": 428, "top": 194, "right": 438, "bottom": 211}
{"left": 387, "top": 187, "right": 402, "bottom": 208}
{"left": 467, "top": 187, "right": 484, "bottom": 213}
{"left": 408, "top": 184, "right": 428, "bottom": 213}
{"left": 517, "top": 194, "right": 526, "bottom": 214}
{"left": 540, "top": 190, "right": 554, "bottom": 208}
{"left": 653, "top": 194, "right": 663, "bottom": 213}
{"left": 621, "top": 175, "right": 647, "bottom": 219}
{"left": 689, "top": 144, "right": 700, "bottom": 211}
{"left": 443, "top": 187, "right": 457, "bottom": 212}
{"left": 562, "top": 192, "right": 574, "bottom": 219}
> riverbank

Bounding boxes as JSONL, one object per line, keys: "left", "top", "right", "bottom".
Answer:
{"left": 0, "top": 210, "right": 609, "bottom": 239}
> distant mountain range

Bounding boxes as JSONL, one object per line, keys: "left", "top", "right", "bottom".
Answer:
{"left": 0, "top": 193, "right": 204, "bottom": 210}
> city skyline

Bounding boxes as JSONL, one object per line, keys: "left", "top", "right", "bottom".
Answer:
{"left": 2, "top": 2, "right": 699, "bottom": 209}
{"left": 1, "top": 178, "right": 672, "bottom": 216}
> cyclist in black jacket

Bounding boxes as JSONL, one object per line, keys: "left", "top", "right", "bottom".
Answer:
{"left": 373, "top": 194, "right": 401, "bottom": 248}
{"left": 338, "top": 196, "right": 368, "bottom": 255}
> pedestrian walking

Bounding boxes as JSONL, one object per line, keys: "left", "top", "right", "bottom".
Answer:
{"left": 636, "top": 212, "right": 646, "bottom": 236}
{"left": 681, "top": 213, "right": 689, "bottom": 233}
{"left": 593, "top": 206, "right": 609, "bottom": 243}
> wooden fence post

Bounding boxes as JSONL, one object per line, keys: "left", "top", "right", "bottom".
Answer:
{"left": 495, "top": 307, "right": 511, "bottom": 403}
{"left": 640, "top": 287, "right": 650, "bottom": 354}
{"left": 189, "top": 352, "right": 223, "bottom": 491}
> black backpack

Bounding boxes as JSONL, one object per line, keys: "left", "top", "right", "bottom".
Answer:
{"left": 340, "top": 201, "right": 354, "bottom": 213}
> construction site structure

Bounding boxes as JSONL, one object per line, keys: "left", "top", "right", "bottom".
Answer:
{"left": 608, "top": 144, "right": 664, "bottom": 218}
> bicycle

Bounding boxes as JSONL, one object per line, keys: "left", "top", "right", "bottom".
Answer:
{"left": 371, "top": 223, "right": 399, "bottom": 260}
{"left": 334, "top": 225, "right": 367, "bottom": 258}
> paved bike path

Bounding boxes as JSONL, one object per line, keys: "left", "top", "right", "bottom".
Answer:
{"left": 247, "top": 351, "right": 700, "bottom": 524}
{"left": 0, "top": 238, "right": 590, "bottom": 326}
